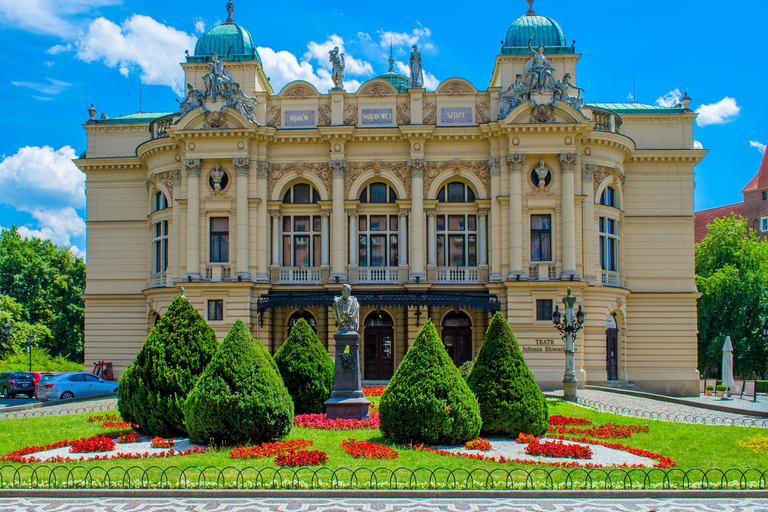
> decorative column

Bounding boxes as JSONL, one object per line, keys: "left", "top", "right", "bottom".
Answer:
{"left": 581, "top": 164, "right": 598, "bottom": 284}
{"left": 488, "top": 157, "right": 502, "bottom": 280}
{"left": 409, "top": 158, "right": 426, "bottom": 282}
{"left": 183, "top": 158, "right": 201, "bottom": 279}
{"left": 478, "top": 210, "right": 488, "bottom": 266}
{"left": 348, "top": 212, "right": 358, "bottom": 266}
{"left": 233, "top": 157, "right": 251, "bottom": 280}
{"left": 507, "top": 153, "right": 525, "bottom": 280}
{"left": 560, "top": 153, "right": 579, "bottom": 279}
{"left": 321, "top": 211, "right": 330, "bottom": 267}
{"left": 398, "top": 212, "right": 408, "bottom": 267}
{"left": 330, "top": 159, "right": 347, "bottom": 282}
{"left": 170, "top": 169, "right": 181, "bottom": 278}
{"left": 426, "top": 211, "right": 436, "bottom": 267}
{"left": 255, "top": 160, "right": 270, "bottom": 282}
{"left": 271, "top": 212, "right": 281, "bottom": 266}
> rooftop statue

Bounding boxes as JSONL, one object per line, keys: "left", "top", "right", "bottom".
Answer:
{"left": 525, "top": 37, "right": 556, "bottom": 92}
{"left": 409, "top": 45, "right": 424, "bottom": 88}
{"left": 329, "top": 47, "right": 345, "bottom": 90}
{"left": 553, "top": 73, "right": 585, "bottom": 111}
{"left": 332, "top": 284, "right": 360, "bottom": 332}
{"left": 227, "top": 81, "right": 258, "bottom": 124}
{"left": 203, "top": 52, "right": 233, "bottom": 102}
{"left": 498, "top": 73, "right": 529, "bottom": 119}
{"left": 177, "top": 84, "right": 205, "bottom": 117}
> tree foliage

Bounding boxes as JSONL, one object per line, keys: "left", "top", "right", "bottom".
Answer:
{"left": 696, "top": 214, "right": 768, "bottom": 377}
{"left": 467, "top": 312, "right": 548, "bottom": 437}
{"left": 0, "top": 228, "right": 85, "bottom": 360}
{"left": 118, "top": 295, "right": 218, "bottom": 436}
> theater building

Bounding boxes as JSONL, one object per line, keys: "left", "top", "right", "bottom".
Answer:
{"left": 76, "top": 1, "right": 706, "bottom": 395}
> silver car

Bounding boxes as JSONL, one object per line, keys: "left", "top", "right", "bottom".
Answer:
{"left": 36, "top": 372, "right": 119, "bottom": 401}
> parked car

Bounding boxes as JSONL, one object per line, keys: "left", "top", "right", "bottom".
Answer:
{"left": 36, "top": 372, "right": 119, "bottom": 402}
{"left": 29, "top": 372, "right": 63, "bottom": 396}
{"left": 0, "top": 371, "right": 36, "bottom": 398}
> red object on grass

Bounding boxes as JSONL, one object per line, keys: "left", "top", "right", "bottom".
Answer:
{"left": 274, "top": 449, "right": 328, "bottom": 467}
{"left": 524, "top": 438, "right": 593, "bottom": 459}
{"left": 464, "top": 438, "right": 492, "bottom": 451}
{"left": 341, "top": 438, "right": 399, "bottom": 459}
{"left": 230, "top": 439, "right": 313, "bottom": 459}
{"left": 69, "top": 435, "right": 116, "bottom": 453}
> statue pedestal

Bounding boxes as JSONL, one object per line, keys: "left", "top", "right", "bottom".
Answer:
{"left": 324, "top": 330, "right": 370, "bottom": 420}
{"left": 530, "top": 91, "right": 555, "bottom": 106}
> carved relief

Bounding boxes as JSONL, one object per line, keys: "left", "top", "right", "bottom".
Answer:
{"left": 475, "top": 103, "right": 490, "bottom": 124}
{"left": 183, "top": 158, "right": 201, "bottom": 177}
{"left": 345, "top": 161, "right": 410, "bottom": 198}
{"left": 283, "top": 85, "right": 315, "bottom": 98}
{"left": 528, "top": 159, "right": 553, "bottom": 195}
{"left": 344, "top": 105, "right": 358, "bottom": 125}
{"left": 396, "top": 104, "right": 411, "bottom": 125}
{"left": 147, "top": 171, "right": 176, "bottom": 199}
{"left": 592, "top": 165, "right": 626, "bottom": 194}
{"left": 423, "top": 103, "right": 436, "bottom": 124}
{"left": 530, "top": 104, "right": 555, "bottom": 123}
{"left": 267, "top": 107, "right": 281, "bottom": 127}
{"left": 256, "top": 160, "right": 269, "bottom": 179}
{"left": 437, "top": 81, "right": 474, "bottom": 95}
{"left": 318, "top": 105, "right": 332, "bottom": 126}
{"left": 424, "top": 160, "right": 490, "bottom": 198}
{"left": 409, "top": 158, "right": 426, "bottom": 178}
{"left": 268, "top": 162, "right": 332, "bottom": 199}
{"left": 559, "top": 153, "right": 578, "bottom": 172}
{"left": 233, "top": 157, "right": 250, "bottom": 176}
{"left": 487, "top": 157, "right": 501, "bottom": 176}
{"left": 506, "top": 153, "right": 526, "bottom": 172}
{"left": 358, "top": 83, "right": 396, "bottom": 97}
{"left": 203, "top": 111, "right": 227, "bottom": 129}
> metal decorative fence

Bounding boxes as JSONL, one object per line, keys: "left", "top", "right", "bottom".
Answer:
{"left": 0, "top": 403, "right": 117, "bottom": 420}
{"left": 0, "top": 465, "right": 767, "bottom": 490}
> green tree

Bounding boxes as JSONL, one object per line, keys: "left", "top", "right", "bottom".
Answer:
{"left": 0, "top": 228, "right": 85, "bottom": 360}
{"left": 696, "top": 214, "right": 768, "bottom": 377}
{"left": 184, "top": 319, "right": 294, "bottom": 445}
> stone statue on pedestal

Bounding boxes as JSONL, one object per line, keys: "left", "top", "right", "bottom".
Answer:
{"left": 409, "top": 45, "right": 424, "bottom": 88}
{"left": 525, "top": 38, "right": 556, "bottom": 91}
{"left": 332, "top": 284, "right": 359, "bottom": 331}
{"left": 177, "top": 84, "right": 205, "bottom": 117}
{"left": 329, "top": 47, "right": 345, "bottom": 90}
{"left": 203, "top": 52, "right": 233, "bottom": 102}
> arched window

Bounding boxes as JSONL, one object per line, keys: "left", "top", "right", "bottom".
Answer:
{"left": 284, "top": 183, "right": 320, "bottom": 204}
{"left": 153, "top": 191, "right": 168, "bottom": 212}
{"left": 599, "top": 186, "right": 617, "bottom": 208}
{"left": 437, "top": 182, "right": 476, "bottom": 203}
{"left": 359, "top": 182, "right": 397, "bottom": 203}
{"left": 287, "top": 310, "right": 317, "bottom": 337}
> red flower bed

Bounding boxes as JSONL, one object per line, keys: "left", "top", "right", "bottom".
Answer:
{"left": 464, "top": 438, "right": 492, "bottom": 451}
{"left": 230, "top": 439, "right": 313, "bottom": 459}
{"left": 1, "top": 440, "right": 71, "bottom": 462}
{"left": 362, "top": 387, "right": 385, "bottom": 397}
{"left": 515, "top": 433, "right": 537, "bottom": 444}
{"left": 293, "top": 413, "right": 379, "bottom": 430}
{"left": 101, "top": 421, "right": 135, "bottom": 430}
{"left": 405, "top": 443, "right": 607, "bottom": 469}
{"left": 150, "top": 437, "right": 174, "bottom": 448}
{"left": 2, "top": 437, "right": 207, "bottom": 463}
{"left": 69, "top": 435, "right": 116, "bottom": 453}
{"left": 549, "top": 423, "right": 650, "bottom": 439}
{"left": 274, "top": 449, "right": 328, "bottom": 467}
{"left": 117, "top": 432, "right": 142, "bottom": 443}
{"left": 524, "top": 438, "right": 593, "bottom": 459}
{"left": 548, "top": 415, "right": 592, "bottom": 426}
{"left": 87, "top": 414, "right": 120, "bottom": 423}
{"left": 341, "top": 438, "right": 399, "bottom": 459}
{"left": 549, "top": 434, "right": 677, "bottom": 468}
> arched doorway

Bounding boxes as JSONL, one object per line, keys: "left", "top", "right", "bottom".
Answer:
{"left": 364, "top": 311, "right": 394, "bottom": 380}
{"left": 442, "top": 311, "right": 472, "bottom": 366}
{"left": 605, "top": 315, "right": 618, "bottom": 381}
{"left": 287, "top": 310, "right": 317, "bottom": 338}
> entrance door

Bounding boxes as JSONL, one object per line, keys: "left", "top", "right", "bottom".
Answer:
{"left": 605, "top": 328, "right": 618, "bottom": 380}
{"left": 442, "top": 311, "right": 472, "bottom": 366}
{"left": 363, "top": 312, "right": 394, "bottom": 380}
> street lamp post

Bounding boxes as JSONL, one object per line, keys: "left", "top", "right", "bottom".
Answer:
{"left": 27, "top": 332, "right": 34, "bottom": 372}
{"left": 552, "top": 287, "right": 585, "bottom": 402}
{"left": 1, "top": 318, "right": 10, "bottom": 345}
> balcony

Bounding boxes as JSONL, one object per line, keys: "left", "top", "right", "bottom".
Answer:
{"left": 205, "top": 266, "right": 231, "bottom": 281}
{"left": 149, "top": 113, "right": 180, "bottom": 139}
{"left": 436, "top": 267, "right": 479, "bottom": 284}
{"left": 150, "top": 272, "right": 167, "bottom": 288}
{"left": 528, "top": 264, "right": 557, "bottom": 280}
{"left": 589, "top": 107, "right": 622, "bottom": 134}
{"left": 358, "top": 267, "right": 399, "bottom": 284}
{"left": 279, "top": 267, "right": 322, "bottom": 284}
{"left": 601, "top": 270, "right": 622, "bottom": 288}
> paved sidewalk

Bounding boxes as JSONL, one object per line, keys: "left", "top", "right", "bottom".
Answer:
{"left": 684, "top": 394, "right": 768, "bottom": 413}
{"left": 2, "top": 497, "right": 768, "bottom": 512}
{"left": 0, "top": 398, "right": 117, "bottom": 419}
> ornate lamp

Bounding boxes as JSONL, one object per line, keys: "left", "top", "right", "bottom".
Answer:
{"left": 553, "top": 287, "right": 586, "bottom": 401}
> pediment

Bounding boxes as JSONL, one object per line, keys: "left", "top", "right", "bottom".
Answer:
{"left": 357, "top": 79, "right": 398, "bottom": 97}
{"left": 504, "top": 99, "right": 587, "bottom": 125}
{"left": 436, "top": 77, "right": 477, "bottom": 95}
{"left": 279, "top": 81, "right": 321, "bottom": 99}
{"left": 174, "top": 106, "right": 250, "bottom": 131}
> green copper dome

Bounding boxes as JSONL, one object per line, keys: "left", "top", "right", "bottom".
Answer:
{"left": 188, "top": 3, "right": 261, "bottom": 63}
{"left": 501, "top": 4, "right": 573, "bottom": 55}
{"left": 376, "top": 47, "right": 410, "bottom": 92}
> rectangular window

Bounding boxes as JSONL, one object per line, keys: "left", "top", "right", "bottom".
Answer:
{"left": 762, "top": 217, "right": 768, "bottom": 232}
{"left": 153, "top": 221, "right": 169, "bottom": 273}
{"left": 536, "top": 299, "right": 553, "bottom": 321}
{"left": 207, "top": 300, "right": 223, "bottom": 321}
{"left": 283, "top": 215, "right": 321, "bottom": 267}
{"left": 210, "top": 217, "right": 229, "bottom": 263}
{"left": 599, "top": 216, "right": 619, "bottom": 271}
{"left": 531, "top": 214, "right": 552, "bottom": 261}
{"left": 358, "top": 214, "right": 398, "bottom": 267}
{"left": 763, "top": 191, "right": 767, "bottom": 201}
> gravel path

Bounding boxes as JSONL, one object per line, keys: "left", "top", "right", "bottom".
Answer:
{"left": 33, "top": 437, "right": 203, "bottom": 461}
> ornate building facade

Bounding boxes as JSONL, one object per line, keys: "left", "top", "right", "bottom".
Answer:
{"left": 77, "top": 2, "right": 705, "bottom": 395}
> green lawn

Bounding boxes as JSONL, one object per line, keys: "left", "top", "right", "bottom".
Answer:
{"left": 0, "top": 399, "right": 766, "bottom": 489}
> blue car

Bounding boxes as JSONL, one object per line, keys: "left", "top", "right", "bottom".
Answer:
{"left": 36, "top": 372, "right": 118, "bottom": 401}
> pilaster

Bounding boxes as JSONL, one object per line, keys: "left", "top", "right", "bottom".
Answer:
{"left": 560, "top": 153, "right": 579, "bottom": 279}
{"left": 507, "top": 152, "right": 526, "bottom": 280}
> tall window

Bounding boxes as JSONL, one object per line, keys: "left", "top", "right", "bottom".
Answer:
{"left": 153, "top": 221, "right": 168, "bottom": 273}
{"left": 437, "top": 182, "right": 476, "bottom": 203}
{"left": 536, "top": 299, "right": 553, "bottom": 321}
{"left": 599, "top": 217, "right": 618, "bottom": 271}
{"left": 154, "top": 191, "right": 168, "bottom": 212}
{"left": 283, "top": 216, "right": 321, "bottom": 267}
{"left": 600, "top": 186, "right": 617, "bottom": 208}
{"left": 359, "top": 182, "right": 397, "bottom": 203}
{"left": 210, "top": 217, "right": 229, "bottom": 263}
{"left": 436, "top": 214, "right": 476, "bottom": 267}
{"left": 530, "top": 214, "right": 552, "bottom": 261}
{"left": 359, "top": 215, "right": 398, "bottom": 267}
{"left": 283, "top": 183, "right": 320, "bottom": 204}
{"left": 207, "top": 300, "right": 223, "bottom": 321}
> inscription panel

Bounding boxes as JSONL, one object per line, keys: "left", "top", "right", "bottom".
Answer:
{"left": 284, "top": 110, "right": 316, "bottom": 128}
{"left": 360, "top": 108, "right": 394, "bottom": 126}
{"left": 440, "top": 107, "right": 473, "bottom": 125}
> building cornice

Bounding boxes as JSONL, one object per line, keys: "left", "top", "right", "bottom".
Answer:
{"left": 74, "top": 157, "right": 143, "bottom": 171}
{"left": 630, "top": 149, "right": 708, "bottom": 164}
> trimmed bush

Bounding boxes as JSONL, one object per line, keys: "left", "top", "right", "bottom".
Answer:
{"left": 459, "top": 360, "right": 474, "bottom": 381}
{"left": 184, "top": 319, "right": 294, "bottom": 445}
{"left": 118, "top": 295, "right": 217, "bottom": 437}
{"left": 379, "top": 320, "right": 481, "bottom": 445}
{"left": 467, "top": 311, "right": 548, "bottom": 437}
{"left": 274, "top": 318, "right": 334, "bottom": 414}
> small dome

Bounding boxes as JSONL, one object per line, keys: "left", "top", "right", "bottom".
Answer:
{"left": 504, "top": 14, "right": 566, "bottom": 48}
{"left": 375, "top": 47, "right": 410, "bottom": 93}
{"left": 188, "top": 3, "right": 260, "bottom": 63}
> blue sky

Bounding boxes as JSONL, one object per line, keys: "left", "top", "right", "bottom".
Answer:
{"left": 0, "top": 0, "right": 766, "bottom": 258}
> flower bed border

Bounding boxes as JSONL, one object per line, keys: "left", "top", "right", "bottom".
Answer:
{"left": 2, "top": 438, "right": 206, "bottom": 464}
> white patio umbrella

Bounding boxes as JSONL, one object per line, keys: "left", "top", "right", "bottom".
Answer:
{"left": 721, "top": 336, "right": 735, "bottom": 399}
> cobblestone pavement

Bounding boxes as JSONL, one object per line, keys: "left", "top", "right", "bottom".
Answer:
{"left": 2, "top": 497, "right": 768, "bottom": 512}
{"left": 568, "top": 389, "right": 768, "bottom": 427}
{"left": 0, "top": 398, "right": 117, "bottom": 419}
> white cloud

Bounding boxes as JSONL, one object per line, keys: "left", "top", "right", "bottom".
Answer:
{"left": 695, "top": 97, "right": 741, "bottom": 127}
{"left": 194, "top": 18, "right": 205, "bottom": 34}
{"left": 11, "top": 78, "right": 71, "bottom": 96}
{"left": 377, "top": 26, "right": 435, "bottom": 52}
{"left": 0, "top": 145, "right": 85, "bottom": 212}
{"left": 46, "top": 43, "right": 73, "bottom": 55}
{"left": 693, "top": 140, "right": 703, "bottom": 150}
{"left": 655, "top": 88, "right": 682, "bottom": 108}
{"left": 76, "top": 15, "right": 197, "bottom": 94}
{"left": 17, "top": 207, "right": 85, "bottom": 249}
{"left": 0, "top": 0, "right": 121, "bottom": 37}
{"left": 750, "top": 140, "right": 767, "bottom": 154}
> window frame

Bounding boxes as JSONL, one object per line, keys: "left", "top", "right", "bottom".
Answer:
{"left": 152, "top": 220, "right": 169, "bottom": 273}
{"left": 357, "top": 213, "right": 399, "bottom": 267}
{"left": 535, "top": 299, "right": 553, "bottom": 321}
{"left": 530, "top": 214, "right": 552, "bottom": 262}
{"left": 435, "top": 212, "right": 477, "bottom": 267}
{"left": 207, "top": 299, "right": 224, "bottom": 321}
{"left": 209, "top": 217, "right": 230, "bottom": 263}
{"left": 599, "top": 216, "right": 620, "bottom": 272}
{"left": 282, "top": 214, "right": 322, "bottom": 267}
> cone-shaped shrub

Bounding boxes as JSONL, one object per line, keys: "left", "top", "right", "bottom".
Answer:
{"left": 379, "top": 320, "right": 481, "bottom": 445}
{"left": 118, "top": 295, "right": 217, "bottom": 436}
{"left": 467, "top": 311, "right": 548, "bottom": 437}
{"left": 184, "top": 319, "right": 294, "bottom": 445}
{"left": 273, "top": 318, "right": 334, "bottom": 414}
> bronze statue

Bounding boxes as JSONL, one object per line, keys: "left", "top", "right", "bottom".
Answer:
{"left": 332, "top": 284, "right": 359, "bottom": 332}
